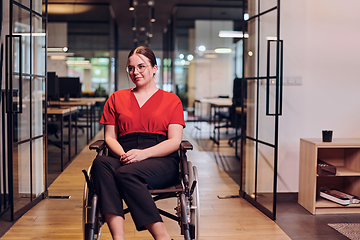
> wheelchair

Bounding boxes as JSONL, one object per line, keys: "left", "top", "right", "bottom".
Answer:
{"left": 82, "top": 139, "right": 200, "bottom": 240}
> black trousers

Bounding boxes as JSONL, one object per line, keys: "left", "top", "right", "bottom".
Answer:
{"left": 91, "top": 132, "right": 179, "bottom": 231}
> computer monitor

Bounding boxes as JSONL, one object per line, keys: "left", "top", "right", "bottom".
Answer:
{"left": 47, "top": 72, "right": 60, "bottom": 101}
{"left": 58, "top": 77, "right": 82, "bottom": 99}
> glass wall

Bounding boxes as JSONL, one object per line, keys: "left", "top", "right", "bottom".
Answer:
{"left": 163, "top": 4, "right": 245, "bottom": 116}
{"left": 0, "top": 0, "right": 47, "bottom": 220}
{"left": 240, "top": 0, "right": 282, "bottom": 220}
{"left": 66, "top": 57, "right": 110, "bottom": 96}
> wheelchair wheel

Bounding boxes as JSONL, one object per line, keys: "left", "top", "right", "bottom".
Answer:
{"left": 188, "top": 161, "right": 200, "bottom": 240}
{"left": 83, "top": 167, "right": 103, "bottom": 240}
{"left": 180, "top": 192, "right": 191, "bottom": 240}
{"left": 83, "top": 166, "right": 91, "bottom": 239}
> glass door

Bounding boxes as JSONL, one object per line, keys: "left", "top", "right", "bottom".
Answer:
{"left": 0, "top": 0, "right": 47, "bottom": 221}
{"left": 239, "top": 0, "right": 282, "bottom": 220}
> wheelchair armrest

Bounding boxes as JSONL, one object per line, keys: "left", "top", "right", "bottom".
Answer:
{"left": 89, "top": 140, "right": 106, "bottom": 152}
{"left": 180, "top": 140, "right": 193, "bottom": 151}
{"left": 179, "top": 140, "right": 193, "bottom": 192}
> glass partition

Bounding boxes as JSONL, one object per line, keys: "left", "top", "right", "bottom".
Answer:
{"left": 165, "top": 4, "right": 244, "bottom": 114}
{"left": 0, "top": 0, "right": 47, "bottom": 220}
{"left": 240, "top": 0, "right": 282, "bottom": 220}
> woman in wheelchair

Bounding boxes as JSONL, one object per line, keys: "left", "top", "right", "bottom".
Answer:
{"left": 91, "top": 46, "right": 186, "bottom": 240}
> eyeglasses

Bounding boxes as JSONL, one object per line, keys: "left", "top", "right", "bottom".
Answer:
{"left": 126, "top": 65, "right": 149, "bottom": 73}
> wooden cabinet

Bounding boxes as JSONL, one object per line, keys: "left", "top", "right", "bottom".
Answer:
{"left": 299, "top": 138, "right": 360, "bottom": 214}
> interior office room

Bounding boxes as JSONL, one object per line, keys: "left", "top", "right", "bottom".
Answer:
{"left": 1, "top": 0, "right": 360, "bottom": 239}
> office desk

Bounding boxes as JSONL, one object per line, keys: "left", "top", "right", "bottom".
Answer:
{"left": 195, "top": 98, "right": 233, "bottom": 145}
{"left": 47, "top": 106, "right": 78, "bottom": 171}
{"left": 209, "top": 98, "right": 233, "bottom": 145}
{"left": 70, "top": 97, "right": 107, "bottom": 132}
{"left": 49, "top": 99, "right": 96, "bottom": 144}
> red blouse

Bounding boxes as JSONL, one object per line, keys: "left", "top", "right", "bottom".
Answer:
{"left": 100, "top": 89, "right": 186, "bottom": 137}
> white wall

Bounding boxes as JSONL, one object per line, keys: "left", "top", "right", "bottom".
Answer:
{"left": 278, "top": 0, "right": 360, "bottom": 192}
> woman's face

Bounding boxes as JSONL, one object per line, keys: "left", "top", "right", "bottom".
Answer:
{"left": 127, "top": 54, "right": 157, "bottom": 88}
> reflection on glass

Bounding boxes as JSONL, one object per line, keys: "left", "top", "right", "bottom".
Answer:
{"left": 244, "top": 18, "right": 257, "bottom": 79}
{"left": 13, "top": 6, "right": 31, "bottom": 74}
{"left": 67, "top": 57, "right": 85, "bottom": 84}
{"left": 258, "top": 83, "right": 276, "bottom": 144}
{"left": 13, "top": 76, "right": 31, "bottom": 142}
{"left": 258, "top": 11, "right": 277, "bottom": 78}
{"left": 13, "top": 143, "right": 31, "bottom": 212}
{"left": 241, "top": 0, "right": 279, "bottom": 219}
{"left": 91, "top": 58, "right": 109, "bottom": 95}
{"left": 32, "top": 77, "right": 44, "bottom": 137}
{"left": 244, "top": 139, "right": 256, "bottom": 196}
{"left": 32, "top": 14, "right": 46, "bottom": 76}
{"left": 32, "top": 138, "right": 45, "bottom": 197}
{"left": 259, "top": 0, "right": 277, "bottom": 13}
{"left": 15, "top": 0, "right": 31, "bottom": 9}
{"left": 256, "top": 144, "right": 275, "bottom": 211}
{"left": 162, "top": 58, "right": 172, "bottom": 92}
{"left": 33, "top": 0, "right": 43, "bottom": 14}
{"left": 245, "top": 80, "right": 257, "bottom": 140}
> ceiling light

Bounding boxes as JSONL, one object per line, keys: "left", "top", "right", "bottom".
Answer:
{"left": 129, "top": 0, "right": 134, "bottom": 11}
{"left": 198, "top": 45, "right": 206, "bottom": 52}
{"left": 187, "top": 54, "right": 194, "bottom": 61}
{"left": 46, "top": 4, "right": 94, "bottom": 15}
{"left": 266, "top": 36, "right": 277, "bottom": 40}
{"left": 66, "top": 60, "right": 91, "bottom": 65}
{"left": 244, "top": 13, "right": 249, "bottom": 21}
{"left": 15, "top": 32, "right": 46, "bottom": 37}
{"left": 214, "top": 48, "right": 232, "bottom": 53}
{"left": 219, "top": 31, "right": 248, "bottom": 38}
{"left": 151, "top": 7, "right": 155, "bottom": 22}
{"left": 48, "top": 47, "right": 65, "bottom": 52}
{"left": 132, "top": 17, "right": 136, "bottom": 31}
{"left": 66, "top": 60, "right": 92, "bottom": 69}
{"left": 148, "top": 25, "right": 153, "bottom": 37}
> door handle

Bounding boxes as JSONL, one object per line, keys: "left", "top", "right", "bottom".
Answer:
{"left": 266, "top": 39, "right": 283, "bottom": 116}
{"left": 5, "top": 35, "right": 22, "bottom": 114}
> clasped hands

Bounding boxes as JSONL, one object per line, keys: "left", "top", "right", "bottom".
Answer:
{"left": 120, "top": 149, "right": 149, "bottom": 165}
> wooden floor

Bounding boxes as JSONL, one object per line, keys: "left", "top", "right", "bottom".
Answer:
{"left": 1, "top": 128, "right": 291, "bottom": 240}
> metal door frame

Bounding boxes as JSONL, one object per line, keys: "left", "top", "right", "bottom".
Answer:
{"left": 0, "top": 0, "right": 48, "bottom": 221}
{"left": 238, "top": 0, "right": 283, "bottom": 220}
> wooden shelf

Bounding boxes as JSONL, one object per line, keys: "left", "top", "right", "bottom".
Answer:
{"left": 316, "top": 198, "right": 360, "bottom": 208}
{"left": 336, "top": 167, "right": 360, "bottom": 176}
{"left": 316, "top": 167, "right": 360, "bottom": 177}
{"left": 299, "top": 138, "right": 360, "bottom": 214}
